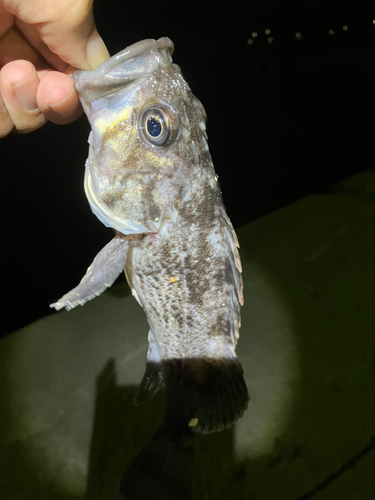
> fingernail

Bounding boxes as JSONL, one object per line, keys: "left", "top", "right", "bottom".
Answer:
{"left": 48, "top": 87, "right": 75, "bottom": 111}
{"left": 86, "top": 31, "right": 110, "bottom": 70}
{"left": 12, "top": 73, "right": 39, "bottom": 113}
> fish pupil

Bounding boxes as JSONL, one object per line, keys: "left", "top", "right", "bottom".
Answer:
{"left": 147, "top": 116, "right": 162, "bottom": 137}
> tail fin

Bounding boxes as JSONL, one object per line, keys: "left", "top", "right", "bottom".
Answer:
{"left": 119, "top": 424, "right": 193, "bottom": 500}
{"left": 162, "top": 357, "right": 249, "bottom": 434}
{"left": 120, "top": 358, "right": 248, "bottom": 498}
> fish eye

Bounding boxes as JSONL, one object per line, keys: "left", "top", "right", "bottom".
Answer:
{"left": 147, "top": 116, "right": 163, "bottom": 138}
{"left": 140, "top": 104, "right": 178, "bottom": 147}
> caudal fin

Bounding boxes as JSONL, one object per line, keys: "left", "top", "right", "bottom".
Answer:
{"left": 119, "top": 424, "right": 193, "bottom": 500}
{"left": 121, "top": 357, "right": 248, "bottom": 498}
{"left": 162, "top": 357, "right": 250, "bottom": 434}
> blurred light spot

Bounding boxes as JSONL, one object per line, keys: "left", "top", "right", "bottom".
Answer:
{"left": 265, "top": 29, "right": 271, "bottom": 35}
{"left": 267, "top": 37, "right": 273, "bottom": 43}
{"left": 252, "top": 32, "right": 258, "bottom": 38}
{"left": 234, "top": 260, "right": 297, "bottom": 459}
{"left": 342, "top": 25, "right": 348, "bottom": 31}
{"left": 329, "top": 29, "right": 335, "bottom": 35}
{"left": 295, "top": 32, "right": 302, "bottom": 39}
{"left": 247, "top": 39, "right": 254, "bottom": 45}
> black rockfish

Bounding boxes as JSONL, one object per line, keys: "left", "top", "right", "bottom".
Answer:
{"left": 51, "top": 37, "right": 249, "bottom": 436}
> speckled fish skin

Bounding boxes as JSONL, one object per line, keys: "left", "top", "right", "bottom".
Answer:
{"left": 53, "top": 38, "right": 249, "bottom": 433}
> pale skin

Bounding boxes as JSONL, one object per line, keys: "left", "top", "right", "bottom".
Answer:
{"left": 0, "top": 0, "right": 109, "bottom": 137}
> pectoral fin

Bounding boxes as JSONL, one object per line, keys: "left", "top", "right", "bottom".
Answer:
{"left": 51, "top": 235, "right": 129, "bottom": 311}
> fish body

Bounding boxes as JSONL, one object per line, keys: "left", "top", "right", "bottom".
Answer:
{"left": 52, "top": 38, "right": 248, "bottom": 434}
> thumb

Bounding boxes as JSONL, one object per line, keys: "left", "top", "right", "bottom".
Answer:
{"left": 36, "top": 7, "right": 110, "bottom": 70}
{"left": 0, "top": 0, "right": 109, "bottom": 70}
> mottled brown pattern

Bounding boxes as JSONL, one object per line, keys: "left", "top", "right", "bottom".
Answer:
{"left": 126, "top": 173, "right": 241, "bottom": 359}
{"left": 53, "top": 39, "right": 249, "bottom": 439}
{"left": 75, "top": 37, "right": 243, "bottom": 360}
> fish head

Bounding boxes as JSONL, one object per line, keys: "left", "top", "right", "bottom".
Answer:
{"left": 73, "top": 38, "right": 209, "bottom": 235}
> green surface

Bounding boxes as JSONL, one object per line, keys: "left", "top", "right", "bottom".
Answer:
{"left": 1, "top": 171, "right": 375, "bottom": 499}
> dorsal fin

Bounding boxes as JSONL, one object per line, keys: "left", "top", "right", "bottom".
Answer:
{"left": 219, "top": 208, "right": 243, "bottom": 346}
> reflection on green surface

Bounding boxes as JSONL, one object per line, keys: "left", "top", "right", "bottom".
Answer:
{"left": 1, "top": 172, "right": 375, "bottom": 499}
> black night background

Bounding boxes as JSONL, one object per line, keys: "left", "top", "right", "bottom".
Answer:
{"left": 2, "top": 0, "right": 375, "bottom": 336}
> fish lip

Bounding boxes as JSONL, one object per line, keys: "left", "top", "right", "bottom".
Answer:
{"left": 73, "top": 37, "right": 174, "bottom": 84}
{"left": 73, "top": 38, "right": 175, "bottom": 104}
{"left": 109, "top": 37, "right": 174, "bottom": 68}
{"left": 105, "top": 37, "right": 174, "bottom": 73}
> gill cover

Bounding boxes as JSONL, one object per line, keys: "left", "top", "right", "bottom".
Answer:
{"left": 73, "top": 38, "right": 178, "bottom": 235}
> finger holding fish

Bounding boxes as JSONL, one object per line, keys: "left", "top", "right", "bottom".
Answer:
{"left": 0, "top": 0, "right": 111, "bottom": 137}
{"left": 0, "top": 59, "right": 82, "bottom": 134}
{"left": 0, "top": 59, "right": 45, "bottom": 133}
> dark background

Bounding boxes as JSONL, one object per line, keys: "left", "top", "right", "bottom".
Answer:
{"left": 2, "top": 0, "right": 375, "bottom": 336}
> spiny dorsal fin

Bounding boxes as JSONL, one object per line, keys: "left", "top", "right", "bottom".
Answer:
{"left": 219, "top": 208, "right": 243, "bottom": 345}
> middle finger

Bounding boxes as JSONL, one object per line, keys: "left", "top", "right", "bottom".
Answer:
{"left": 0, "top": 59, "right": 46, "bottom": 133}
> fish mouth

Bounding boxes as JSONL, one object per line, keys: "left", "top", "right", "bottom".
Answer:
{"left": 73, "top": 38, "right": 175, "bottom": 103}
{"left": 102, "top": 37, "right": 174, "bottom": 71}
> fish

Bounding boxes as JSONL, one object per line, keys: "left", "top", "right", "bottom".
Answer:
{"left": 51, "top": 38, "right": 249, "bottom": 489}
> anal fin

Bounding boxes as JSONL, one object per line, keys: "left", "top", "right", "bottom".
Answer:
{"left": 135, "top": 330, "right": 164, "bottom": 405}
{"left": 134, "top": 361, "right": 164, "bottom": 405}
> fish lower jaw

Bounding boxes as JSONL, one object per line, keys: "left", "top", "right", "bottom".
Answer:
{"left": 84, "top": 172, "right": 153, "bottom": 234}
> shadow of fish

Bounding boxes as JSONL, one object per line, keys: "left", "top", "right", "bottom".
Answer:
{"left": 51, "top": 38, "right": 249, "bottom": 498}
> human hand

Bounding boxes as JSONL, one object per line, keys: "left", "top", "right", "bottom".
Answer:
{"left": 0, "top": 0, "right": 109, "bottom": 137}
